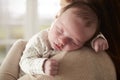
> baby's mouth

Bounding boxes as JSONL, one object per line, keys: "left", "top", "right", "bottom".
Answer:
{"left": 53, "top": 43, "right": 62, "bottom": 51}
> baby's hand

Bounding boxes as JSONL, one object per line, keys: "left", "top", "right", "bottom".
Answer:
{"left": 92, "top": 37, "right": 109, "bottom": 52}
{"left": 43, "top": 59, "right": 59, "bottom": 76}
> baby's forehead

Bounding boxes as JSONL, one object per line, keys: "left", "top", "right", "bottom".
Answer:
{"left": 57, "top": 4, "right": 91, "bottom": 18}
{"left": 61, "top": 7, "right": 95, "bottom": 20}
{"left": 60, "top": 5, "right": 97, "bottom": 19}
{"left": 71, "top": 7, "right": 96, "bottom": 17}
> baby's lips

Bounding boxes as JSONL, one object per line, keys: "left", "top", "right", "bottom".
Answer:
{"left": 54, "top": 43, "right": 62, "bottom": 51}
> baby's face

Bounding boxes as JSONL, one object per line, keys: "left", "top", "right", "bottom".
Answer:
{"left": 48, "top": 8, "right": 97, "bottom": 51}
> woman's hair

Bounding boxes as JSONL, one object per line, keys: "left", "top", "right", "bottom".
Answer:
{"left": 86, "top": 0, "right": 120, "bottom": 79}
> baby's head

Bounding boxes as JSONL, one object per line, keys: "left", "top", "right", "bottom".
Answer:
{"left": 48, "top": 1, "right": 98, "bottom": 51}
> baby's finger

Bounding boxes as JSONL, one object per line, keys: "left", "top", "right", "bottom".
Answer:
{"left": 101, "top": 43, "right": 105, "bottom": 51}
{"left": 94, "top": 44, "right": 99, "bottom": 52}
{"left": 51, "top": 59, "right": 59, "bottom": 66}
{"left": 50, "top": 70, "right": 58, "bottom": 76}
{"left": 104, "top": 43, "right": 108, "bottom": 50}
{"left": 97, "top": 42, "right": 104, "bottom": 52}
{"left": 106, "top": 42, "right": 109, "bottom": 49}
{"left": 102, "top": 44, "right": 106, "bottom": 51}
{"left": 51, "top": 65, "right": 59, "bottom": 71}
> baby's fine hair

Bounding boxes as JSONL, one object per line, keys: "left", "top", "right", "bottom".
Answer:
{"left": 57, "top": 1, "right": 100, "bottom": 41}
{"left": 58, "top": 1, "right": 99, "bottom": 29}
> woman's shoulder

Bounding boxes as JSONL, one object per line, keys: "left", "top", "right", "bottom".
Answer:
{"left": 51, "top": 47, "right": 117, "bottom": 80}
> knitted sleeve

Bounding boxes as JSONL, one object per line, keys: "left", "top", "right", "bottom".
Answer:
{"left": 19, "top": 30, "right": 49, "bottom": 75}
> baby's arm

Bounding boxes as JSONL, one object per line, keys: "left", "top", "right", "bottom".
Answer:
{"left": 19, "top": 31, "right": 59, "bottom": 76}
{"left": 19, "top": 31, "right": 58, "bottom": 75}
{"left": 91, "top": 33, "right": 109, "bottom": 52}
{"left": 19, "top": 33, "right": 47, "bottom": 75}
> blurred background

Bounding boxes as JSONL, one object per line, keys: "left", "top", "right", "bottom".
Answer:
{"left": 0, "top": 0, "right": 60, "bottom": 64}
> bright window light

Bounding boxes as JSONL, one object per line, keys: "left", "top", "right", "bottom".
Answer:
{"left": 8, "top": 0, "right": 26, "bottom": 18}
{"left": 38, "top": 0, "right": 60, "bottom": 18}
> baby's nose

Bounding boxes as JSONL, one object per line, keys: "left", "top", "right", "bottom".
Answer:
{"left": 59, "top": 36, "right": 70, "bottom": 46}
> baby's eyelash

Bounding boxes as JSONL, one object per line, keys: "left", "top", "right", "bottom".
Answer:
{"left": 58, "top": 29, "right": 62, "bottom": 33}
{"left": 70, "top": 39, "right": 77, "bottom": 45}
{"left": 73, "top": 42, "right": 79, "bottom": 46}
{"left": 71, "top": 39, "right": 80, "bottom": 46}
{"left": 57, "top": 27, "right": 63, "bottom": 34}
